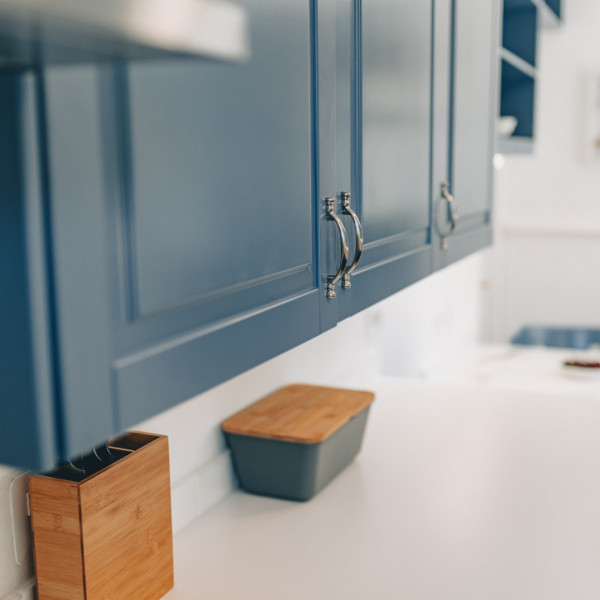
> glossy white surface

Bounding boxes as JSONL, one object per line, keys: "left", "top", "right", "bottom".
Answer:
{"left": 429, "top": 343, "right": 600, "bottom": 396}
{"left": 166, "top": 376, "right": 600, "bottom": 600}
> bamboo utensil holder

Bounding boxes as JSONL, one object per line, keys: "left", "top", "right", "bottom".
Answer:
{"left": 29, "top": 432, "right": 174, "bottom": 600}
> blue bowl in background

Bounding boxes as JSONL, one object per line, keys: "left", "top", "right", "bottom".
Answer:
{"left": 511, "top": 327, "right": 600, "bottom": 350}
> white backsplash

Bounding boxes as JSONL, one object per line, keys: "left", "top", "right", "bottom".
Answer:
{"left": 0, "top": 251, "right": 490, "bottom": 600}
{"left": 0, "top": 469, "right": 33, "bottom": 600}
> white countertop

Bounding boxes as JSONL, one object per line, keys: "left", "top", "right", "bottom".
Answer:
{"left": 427, "top": 342, "right": 600, "bottom": 395}
{"left": 164, "top": 376, "right": 600, "bottom": 600}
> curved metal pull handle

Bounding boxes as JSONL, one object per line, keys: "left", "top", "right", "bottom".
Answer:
{"left": 440, "top": 181, "right": 458, "bottom": 251}
{"left": 325, "top": 196, "right": 349, "bottom": 299}
{"left": 341, "top": 192, "right": 364, "bottom": 289}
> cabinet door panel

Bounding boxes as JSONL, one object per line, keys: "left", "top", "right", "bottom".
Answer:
{"left": 41, "top": 0, "right": 326, "bottom": 457}
{"left": 433, "top": 0, "right": 499, "bottom": 267}
{"left": 361, "top": 0, "right": 431, "bottom": 236}
{"left": 108, "top": 0, "right": 323, "bottom": 426}
{"left": 342, "top": 0, "right": 433, "bottom": 316}
{"left": 124, "top": 5, "right": 313, "bottom": 319}
{"left": 121, "top": 0, "right": 313, "bottom": 322}
{"left": 452, "top": 0, "right": 497, "bottom": 218}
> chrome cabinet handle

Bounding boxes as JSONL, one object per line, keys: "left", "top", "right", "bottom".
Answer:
{"left": 439, "top": 181, "right": 458, "bottom": 251}
{"left": 325, "top": 196, "right": 350, "bottom": 299}
{"left": 341, "top": 192, "right": 364, "bottom": 289}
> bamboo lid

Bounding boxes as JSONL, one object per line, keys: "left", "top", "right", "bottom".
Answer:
{"left": 221, "top": 384, "right": 375, "bottom": 444}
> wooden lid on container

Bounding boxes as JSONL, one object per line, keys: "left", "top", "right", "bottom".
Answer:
{"left": 221, "top": 384, "right": 375, "bottom": 444}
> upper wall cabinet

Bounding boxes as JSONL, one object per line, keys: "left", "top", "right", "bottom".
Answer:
{"left": 498, "top": 0, "right": 562, "bottom": 154}
{"left": 0, "top": 0, "right": 501, "bottom": 470}
{"left": 2, "top": 0, "right": 333, "bottom": 470}
{"left": 331, "top": 0, "right": 500, "bottom": 304}
{"left": 433, "top": 0, "right": 500, "bottom": 267}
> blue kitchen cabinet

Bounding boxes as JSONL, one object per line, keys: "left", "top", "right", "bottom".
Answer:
{"left": 498, "top": 0, "right": 562, "bottom": 154}
{"left": 0, "top": 0, "right": 500, "bottom": 471}
{"left": 0, "top": 74, "right": 58, "bottom": 470}
{"left": 432, "top": 0, "right": 500, "bottom": 269}
{"left": 333, "top": 0, "right": 499, "bottom": 316}
{"left": 333, "top": 0, "right": 435, "bottom": 317}
{"left": 1, "top": 0, "right": 340, "bottom": 470}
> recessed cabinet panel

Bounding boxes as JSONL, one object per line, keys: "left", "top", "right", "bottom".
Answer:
{"left": 433, "top": 0, "right": 498, "bottom": 267}
{"left": 124, "top": 0, "right": 313, "bottom": 319}
{"left": 341, "top": 0, "right": 433, "bottom": 316}
{"left": 361, "top": 0, "right": 431, "bottom": 241}
{"left": 107, "top": 0, "right": 323, "bottom": 426}
{"left": 451, "top": 0, "right": 497, "bottom": 219}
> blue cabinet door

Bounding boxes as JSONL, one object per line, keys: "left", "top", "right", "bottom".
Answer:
{"left": 0, "top": 73, "right": 58, "bottom": 470}
{"left": 38, "top": 0, "right": 335, "bottom": 462}
{"left": 432, "top": 0, "right": 500, "bottom": 268}
{"left": 333, "top": 0, "right": 435, "bottom": 317}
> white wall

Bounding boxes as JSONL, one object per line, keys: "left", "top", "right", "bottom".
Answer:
{"left": 0, "top": 251, "right": 490, "bottom": 599}
{"left": 492, "top": 0, "right": 600, "bottom": 341}
{"left": 378, "top": 251, "right": 493, "bottom": 377}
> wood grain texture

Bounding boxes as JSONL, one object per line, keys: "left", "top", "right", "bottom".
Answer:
{"left": 29, "top": 476, "right": 85, "bottom": 600}
{"left": 221, "top": 384, "right": 375, "bottom": 444}
{"left": 29, "top": 432, "right": 173, "bottom": 600}
{"left": 80, "top": 435, "right": 173, "bottom": 600}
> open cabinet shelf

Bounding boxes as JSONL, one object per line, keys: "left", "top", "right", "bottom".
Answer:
{"left": 500, "top": 58, "right": 535, "bottom": 138}
{"left": 497, "top": 0, "right": 562, "bottom": 153}
{"left": 532, "top": 0, "right": 561, "bottom": 27}
{"left": 500, "top": 47, "right": 536, "bottom": 78}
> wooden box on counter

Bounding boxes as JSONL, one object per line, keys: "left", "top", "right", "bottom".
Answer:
{"left": 222, "top": 384, "right": 375, "bottom": 501}
{"left": 29, "top": 432, "right": 174, "bottom": 600}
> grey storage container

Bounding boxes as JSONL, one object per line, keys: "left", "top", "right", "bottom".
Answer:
{"left": 222, "top": 384, "right": 375, "bottom": 501}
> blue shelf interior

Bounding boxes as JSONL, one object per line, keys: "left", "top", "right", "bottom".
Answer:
{"left": 503, "top": 0, "right": 535, "bottom": 7}
{"left": 500, "top": 59, "right": 535, "bottom": 138}
{"left": 498, "top": 0, "right": 561, "bottom": 152}
{"left": 545, "top": 0, "right": 561, "bottom": 19}
{"left": 502, "top": 3, "right": 538, "bottom": 68}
